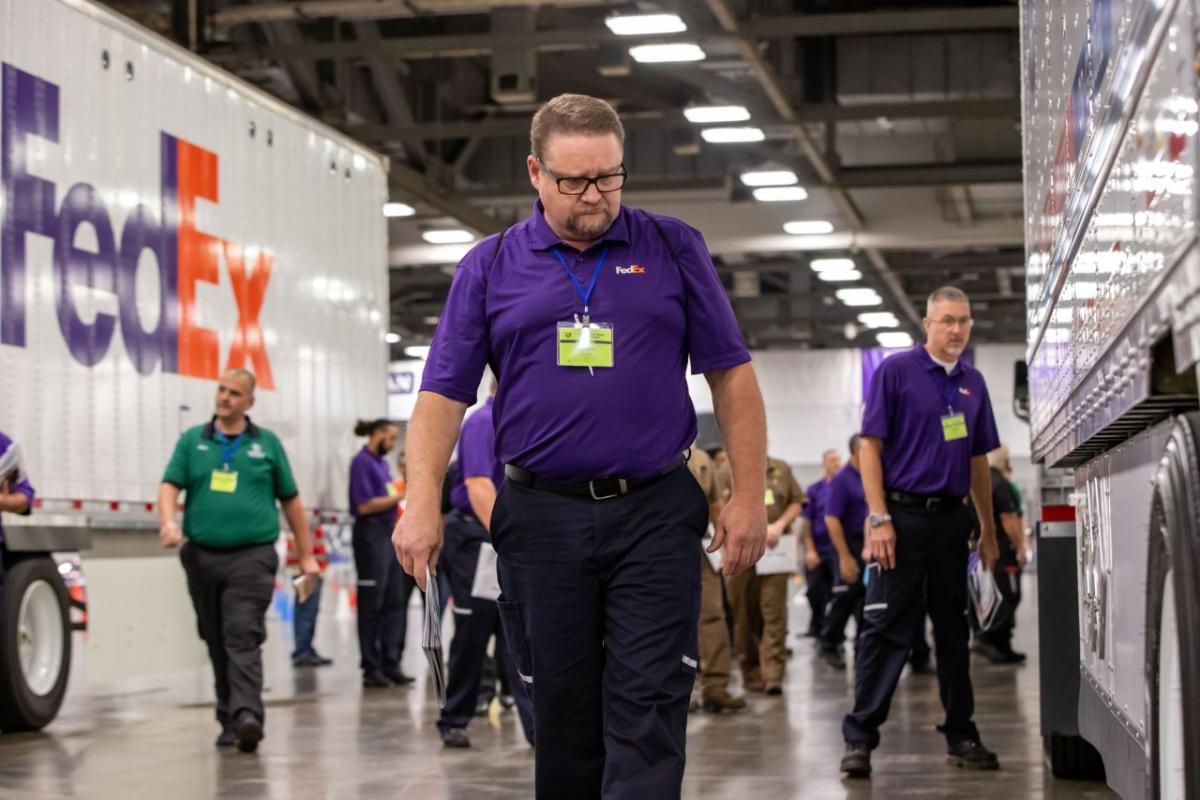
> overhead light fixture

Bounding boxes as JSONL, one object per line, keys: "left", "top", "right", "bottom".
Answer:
{"left": 422, "top": 229, "right": 475, "bottom": 244}
{"left": 858, "top": 312, "right": 899, "bottom": 329}
{"left": 605, "top": 13, "right": 686, "bottom": 35}
{"left": 783, "top": 220, "right": 834, "bottom": 235}
{"left": 836, "top": 288, "right": 883, "bottom": 306}
{"left": 816, "top": 269, "right": 862, "bottom": 282}
{"left": 700, "top": 126, "right": 764, "bottom": 143}
{"left": 383, "top": 202, "right": 415, "bottom": 218}
{"left": 422, "top": 316, "right": 441, "bottom": 325}
{"left": 404, "top": 345, "right": 431, "bottom": 359}
{"left": 385, "top": 332, "right": 401, "bottom": 344}
{"left": 629, "top": 43, "right": 706, "bottom": 63}
{"left": 876, "top": 331, "right": 914, "bottom": 348}
{"left": 740, "top": 170, "right": 797, "bottom": 187}
{"left": 684, "top": 105, "right": 750, "bottom": 124}
{"left": 810, "top": 257, "right": 854, "bottom": 272}
{"left": 752, "top": 186, "right": 808, "bottom": 202}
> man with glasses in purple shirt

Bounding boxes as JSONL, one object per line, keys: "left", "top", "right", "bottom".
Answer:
{"left": 840, "top": 286, "right": 1002, "bottom": 778}
{"left": 393, "top": 93, "right": 768, "bottom": 800}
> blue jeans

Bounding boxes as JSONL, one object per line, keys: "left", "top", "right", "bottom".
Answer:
{"left": 292, "top": 574, "right": 324, "bottom": 660}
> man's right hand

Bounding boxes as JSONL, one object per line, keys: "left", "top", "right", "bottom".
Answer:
{"left": 393, "top": 505, "right": 442, "bottom": 591}
{"left": 711, "top": 494, "right": 767, "bottom": 577}
{"left": 867, "top": 520, "right": 897, "bottom": 570}
{"left": 804, "top": 546, "right": 820, "bottom": 571}
{"left": 159, "top": 520, "right": 182, "bottom": 549}
{"left": 839, "top": 553, "right": 861, "bottom": 585}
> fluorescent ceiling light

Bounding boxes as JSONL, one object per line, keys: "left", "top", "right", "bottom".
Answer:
{"left": 700, "top": 126, "right": 764, "bottom": 143}
{"left": 684, "top": 105, "right": 750, "bottom": 124}
{"left": 740, "top": 170, "right": 797, "bottom": 187}
{"left": 783, "top": 220, "right": 834, "bottom": 235}
{"left": 422, "top": 316, "right": 441, "bottom": 325}
{"left": 810, "top": 257, "right": 854, "bottom": 272}
{"left": 876, "top": 331, "right": 914, "bottom": 348}
{"left": 404, "top": 345, "right": 431, "bottom": 359}
{"left": 629, "top": 43, "right": 706, "bottom": 63}
{"left": 384, "top": 332, "right": 401, "bottom": 344}
{"left": 422, "top": 229, "right": 475, "bottom": 244}
{"left": 752, "top": 186, "right": 808, "bottom": 202}
{"left": 383, "top": 202, "right": 415, "bottom": 218}
{"left": 605, "top": 13, "right": 686, "bottom": 35}
{"left": 816, "top": 269, "right": 862, "bottom": 282}
{"left": 858, "top": 312, "right": 899, "bottom": 329}
{"left": 836, "top": 288, "right": 883, "bottom": 306}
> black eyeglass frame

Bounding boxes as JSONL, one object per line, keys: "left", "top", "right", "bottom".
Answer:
{"left": 537, "top": 158, "right": 628, "bottom": 196}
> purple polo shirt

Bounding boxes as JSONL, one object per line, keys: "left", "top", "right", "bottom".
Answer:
{"left": 0, "top": 432, "right": 35, "bottom": 543}
{"left": 451, "top": 397, "right": 504, "bottom": 514}
{"left": 348, "top": 447, "right": 396, "bottom": 522}
{"left": 421, "top": 201, "right": 750, "bottom": 482}
{"left": 803, "top": 478, "right": 834, "bottom": 555}
{"left": 861, "top": 344, "right": 1000, "bottom": 497}
{"left": 825, "top": 463, "right": 868, "bottom": 551}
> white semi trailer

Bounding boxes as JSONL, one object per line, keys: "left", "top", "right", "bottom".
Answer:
{"left": 1021, "top": 0, "right": 1200, "bottom": 798}
{"left": 0, "top": 0, "right": 389, "bottom": 730}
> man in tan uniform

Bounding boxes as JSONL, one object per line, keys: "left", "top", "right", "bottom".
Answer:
{"left": 688, "top": 447, "right": 746, "bottom": 713}
{"left": 724, "top": 457, "right": 804, "bottom": 694}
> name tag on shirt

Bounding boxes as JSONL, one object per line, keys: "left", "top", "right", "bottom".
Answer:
{"left": 210, "top": 470, "right": 238, "bottom": 493}
{"left": 557, "top": 321, "right": 614, "bottom": 368}
{"left": 941, "top": 413, "right": 968, "bottom": 442}
{"left": 765, "top": 488, "right": 776, "bottom": 506}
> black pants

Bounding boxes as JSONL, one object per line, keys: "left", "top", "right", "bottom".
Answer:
{"left": 180, "top": 541, "right": 278, "bottom": 727}
{"left": 805, "top": 554, "right": 835, "bottom": 635}
{"left": 819, "top": 550, "right": 865, "bottom": 651}
{"left": 353, "top": 514, "right": 413, "bottom": 674}
{"left": 977, "top": 557, "right": 1023, "bottom": 649}
{"left": 843, "top": 503, "right": 978, "bottom": 748}
{"left": 437, "top": 511, "right": 535, "bottom": 742}
{"left": 492, "top": 465, "right": 708, "bottom": 800}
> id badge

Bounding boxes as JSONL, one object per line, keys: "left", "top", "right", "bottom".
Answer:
{"left": 210, "top": 470, "right": 238, "bottom": 493}
{"left": 557, "top": 321, "right": 614, "bottom": 368}
{"left": 764, "top": 488, "right": 776, "bottom": 506}
{"left": 941, "top": 413, "right": 968, "bottom": 442}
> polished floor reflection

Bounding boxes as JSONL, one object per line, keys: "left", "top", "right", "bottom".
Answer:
{"left": 0, "top": 572, "right": 1118, "bottom": 799}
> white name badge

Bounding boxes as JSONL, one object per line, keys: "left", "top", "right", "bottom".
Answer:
{"left": 471, "top": 542, "right": 502, "bottom": 601}
{"left": 755, "top": 534, "right": 798, "bottom": 576}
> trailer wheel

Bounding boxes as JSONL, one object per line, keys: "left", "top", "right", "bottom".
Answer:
{"left": 1146, "top": 413, "right": 1200, "bottom": 799}
{"left": 1045, "top": 733, "right": 1105, "bottom": 780}
{"left": 0, "top": 556, "right": 72, "bottom": 732}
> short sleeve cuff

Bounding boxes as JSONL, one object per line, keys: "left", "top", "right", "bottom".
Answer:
{"left": 162, "top": 477, "right": 186, "bottom": 490}
{"left": 278, "top": 491, "right": 299, "bottom": 502}
{"left": 690, "top": 350, "right": 752, "bottom": 375}
{"left": 972, "top": 435, "right": 1002, "bottom": 456}
{"left": 859, "top": 424, "right": 888, "bottom": 440}
{"left": 419, "top": 380, "right": 479, "bottom": 406}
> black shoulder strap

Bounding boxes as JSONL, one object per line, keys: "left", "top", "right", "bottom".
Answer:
{"left": 489, "top": 226, "right": 510, "bottom": 270}
{"left": 646, "top": 214, "right": 679, "bottom": 265}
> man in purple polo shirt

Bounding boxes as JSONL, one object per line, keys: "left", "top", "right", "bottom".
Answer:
{"left": 801, "top": 449, "right": 840, "bottom": 638}
{"left": 436, "top": 383, "right": 535, "bottom": 748}
{"left": 818, "top": 434, "right": 869, "bottom": 669}
{"left": 349, "top": 419, "right": 412, "bottom": 688}
{"left": 0, "top": 433, "right": 36, "bottom": 601}
{"left": 840, "top": 286, "right": 1001, "bottom": 778}
{"left": 393, "top": 93, "right": 768, "bottom": 799}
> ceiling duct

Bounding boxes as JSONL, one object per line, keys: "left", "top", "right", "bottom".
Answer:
{"left": 491, "top": 8, "right": 538, "bottom": 105}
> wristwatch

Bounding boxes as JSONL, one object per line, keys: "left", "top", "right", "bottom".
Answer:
{"left": 868, "top": 512, "right": 892, "bottom": 528}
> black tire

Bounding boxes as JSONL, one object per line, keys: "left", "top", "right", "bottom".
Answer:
{"left": 1145, "top": 413, "right": 1200, "bottom": 799}
{"left": 1046, "top": 733, "right": 1106, "bottom": 781}
{"left": 0, "top": 556, "right": 72, "bottom": 732}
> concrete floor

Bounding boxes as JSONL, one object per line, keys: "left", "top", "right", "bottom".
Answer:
{"left": 0, "top": 571, "right": 1119, "bottom": 799}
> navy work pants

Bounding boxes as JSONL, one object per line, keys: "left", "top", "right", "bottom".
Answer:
{"left": 804, "top": 554, "right": 835, "bottom": 635}
{"left": 492, "top": 466, "right": 708, "bottom": 800}
{"left": 292, "top": 575, "right": 324, "bottom": 660}
{"left": 353, "top": 514, "right": 413, "bottom": 674}
{"left": 819, "top": 550, "right": 865, "bottom": 651}
{"left": 438, "top": 510, "right": 534, "bottom": 742}
{"left": 843, "top": 503, "right": 979, "bottom": 748}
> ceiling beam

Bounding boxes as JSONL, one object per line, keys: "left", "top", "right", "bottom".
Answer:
{"left": 838, "top": 161, "right": 1022, "bottom": 188}
{"left": 212, "top": 0, "right": 623, "bottom": 26}
{"left": 388, "top": 162, "right": 503, "bottom": 234}
{"left": 741, "top": 7, "right": 1018, "bottom": 38}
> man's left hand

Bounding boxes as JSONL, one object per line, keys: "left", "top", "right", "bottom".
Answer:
{"left": 298, "top": 555, "right": 321, "bottom": 577}
{"left": 765, "top": 521, "right": 783, "bottom": 549}
{"left": 978, "top": 527, "right": 999, "bottom": 570}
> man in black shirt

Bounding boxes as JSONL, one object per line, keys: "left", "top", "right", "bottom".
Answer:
{"left": 975, "top": 446, "right": 1028, "bottom": 663}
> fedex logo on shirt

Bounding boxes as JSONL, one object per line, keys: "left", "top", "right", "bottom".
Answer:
{"left": 959, "top": 387, "right": 972, "bottom": 397}
{"left": 0, "top": 63, "right": 275, "bottom": 389}
{"left": 615, "top": 264, "right": 646, "bottom": 275}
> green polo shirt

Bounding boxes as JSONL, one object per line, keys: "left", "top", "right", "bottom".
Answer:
{"left": 162, "top": 417, "right": 298, "bottom": 549}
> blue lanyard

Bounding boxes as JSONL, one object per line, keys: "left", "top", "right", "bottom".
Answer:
{"left": 929, "top": 369, "right": 962, "bottom": 413}
{"left": 551, "top": 246, "right": 608, "bottom": 316}
{"left": 215, "top": 431, "right": 244, "bottom": 470}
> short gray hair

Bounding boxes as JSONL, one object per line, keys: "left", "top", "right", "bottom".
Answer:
{"left": 530, "top": 94, "right": 625, "bottom": 161}
{"left": 224, "top": 368, "right": 257, "bottom": 394}
{"left": 926, "top": 286, "right": 970, "bottom": 317}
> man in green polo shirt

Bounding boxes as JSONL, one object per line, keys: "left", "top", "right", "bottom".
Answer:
{"left": 157, "top": 368, "right": 319, "bottom": 753}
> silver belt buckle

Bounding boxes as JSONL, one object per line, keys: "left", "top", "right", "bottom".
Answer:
{"left": 589, "top": 478, "right": 628, "bottom": 501}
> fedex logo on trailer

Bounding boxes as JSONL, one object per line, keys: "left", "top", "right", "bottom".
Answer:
{"left": 0, "top": 63, "right": 276, "bottom": 389}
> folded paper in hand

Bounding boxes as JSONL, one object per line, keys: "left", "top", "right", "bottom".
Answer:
{"left": 422, "top": 566, "right": 447, "bottom": 707}
{"left": 967, "top": 551, "right": 1001, "bottom": 631}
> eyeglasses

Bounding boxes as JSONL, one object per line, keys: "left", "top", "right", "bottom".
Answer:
{"left": 538, "top": 159, "right": 627, "bottom": 195}
{"left": 930, "top": 316, "right": 974, "bottom": 329}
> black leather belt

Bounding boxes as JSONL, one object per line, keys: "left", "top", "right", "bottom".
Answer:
{"left": 504, "top": 455, "right": 686, "bottom": 501}
{"left": 885, "top": 489, "right": 967, "bottom": 513}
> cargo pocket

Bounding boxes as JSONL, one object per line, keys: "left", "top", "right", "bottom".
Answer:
{"left": 497, "top": 601, "right": 534, "bottom": 688}
{"left": 862, "top": 563, "right": 889, "bottom": 624}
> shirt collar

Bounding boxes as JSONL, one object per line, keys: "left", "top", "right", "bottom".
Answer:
{"left": 915, "top": 344, "right": 964, "bottom": 377}
{"left": 203, "top": 415, "right": 261, "bottom": 439}
{"left": 527, "top": 199, "right": 631, "bottom": 253}
{"left": 359, "top": 445, "right": 385, "bottom": 462}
